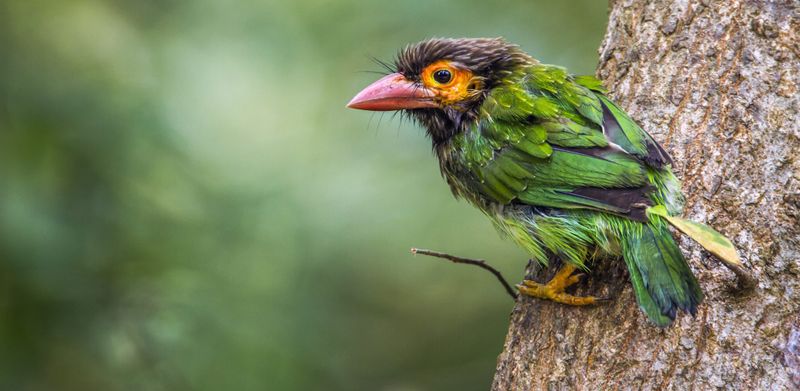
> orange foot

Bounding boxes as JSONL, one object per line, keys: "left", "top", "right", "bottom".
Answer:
{"left": 517, "top": 263, "right": 603, "bottom": 306}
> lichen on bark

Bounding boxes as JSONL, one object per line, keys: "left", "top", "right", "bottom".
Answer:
{"left": 492, "top": 1, "right": 800, "bottom": 389}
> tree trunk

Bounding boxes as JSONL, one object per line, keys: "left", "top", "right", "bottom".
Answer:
{"left": 491, "top": 1, "right": 800, "bottom": 389}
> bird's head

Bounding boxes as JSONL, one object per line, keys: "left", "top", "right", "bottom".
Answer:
{"left": 348, "top": 38, "right": 533, "bottom": 144}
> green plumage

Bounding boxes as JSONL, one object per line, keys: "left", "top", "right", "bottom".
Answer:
{"left": 440, "top": 63, "right": 704, "bottom": 326}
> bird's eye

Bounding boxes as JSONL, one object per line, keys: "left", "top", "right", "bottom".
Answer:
{"left": 433, "top": 69, "right": 452, "bottom": 84}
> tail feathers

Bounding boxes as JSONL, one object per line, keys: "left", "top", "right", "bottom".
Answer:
{"left": 622, "top": 221, "right": 703, "bottom": 327}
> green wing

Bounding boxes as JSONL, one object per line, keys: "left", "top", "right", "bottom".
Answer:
{"left": 460, "top": 65, "right": 665, "bottom": 221}
{"left": 468, "top": 124, "right": 653, "bottom": 220}
{"left": 576, "top": 77, "right": 673, "bottom": 167}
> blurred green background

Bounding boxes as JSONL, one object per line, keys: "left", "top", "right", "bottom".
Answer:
{"left": 0, "top": 1, "right": 606, "bottom": 390}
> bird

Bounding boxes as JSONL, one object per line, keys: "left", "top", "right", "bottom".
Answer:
{"left": 347, "top": 37, "right": 741, "bottom": 327}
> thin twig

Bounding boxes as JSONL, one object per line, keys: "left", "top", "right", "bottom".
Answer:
{"left": 410, "top": 248, "right": 518, "bottom": 300}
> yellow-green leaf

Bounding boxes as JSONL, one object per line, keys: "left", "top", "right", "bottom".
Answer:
{"left": 647, "top": 206, "right": 742, "bottom": 267}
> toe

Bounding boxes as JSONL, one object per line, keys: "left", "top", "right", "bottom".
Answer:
{"left": 553, "top": 293, "right": 599, "bottom": 306}
{"left": 517, "top": 281, "right": 550, "bottom": 300}
{"left": 520, "top": 279, "right": 538, "bottom": 288}
{"left": 565, "top": 273, "right": 584, "bottom": 286}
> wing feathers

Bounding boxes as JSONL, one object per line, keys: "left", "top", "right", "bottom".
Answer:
{"left": 462, "top": 65, "right": 675, "bottom": 221}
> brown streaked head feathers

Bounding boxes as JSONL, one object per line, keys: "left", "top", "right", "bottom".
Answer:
{"left": 393, "top": 38, "right": 533, "bottom": 145}
{"left": 395, "top": 37, "right": 531, "bottom": 85}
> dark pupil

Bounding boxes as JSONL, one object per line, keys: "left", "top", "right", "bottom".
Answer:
{"left": 433, "top": 69, "right": 452, "bottom": 84}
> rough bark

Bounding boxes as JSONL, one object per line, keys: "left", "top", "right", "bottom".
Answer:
{"left": 492, "top": 1, "right": 800, "bottom": 390}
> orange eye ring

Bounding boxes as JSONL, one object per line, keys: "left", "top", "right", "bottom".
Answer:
{"left": 420, "top": 61, "right": 476, "bottom": 105}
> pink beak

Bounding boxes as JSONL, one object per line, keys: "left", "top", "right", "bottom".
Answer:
{"left": 347, "top": 73, "right": 438, "bottom": 111}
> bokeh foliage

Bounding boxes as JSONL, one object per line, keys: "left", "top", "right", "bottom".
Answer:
{"left": 0, "top": 1, "right": 605, "bottom": 389}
